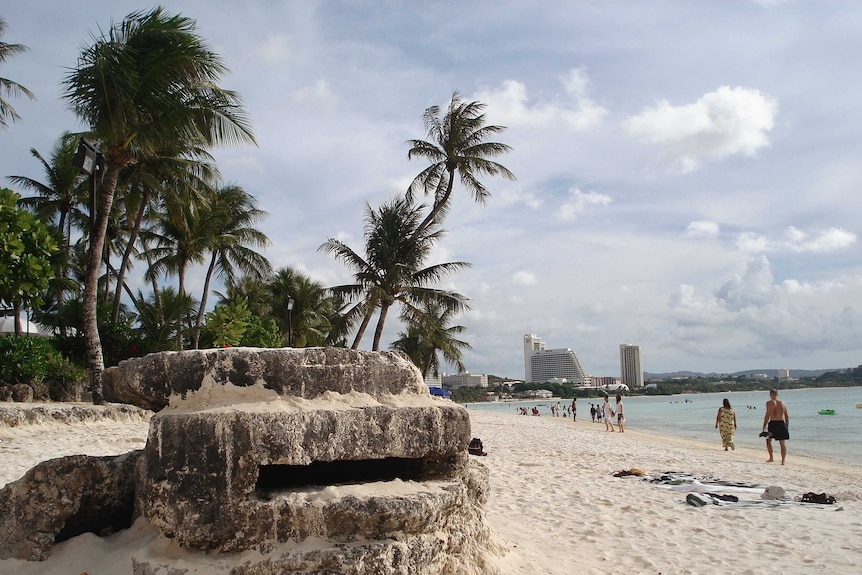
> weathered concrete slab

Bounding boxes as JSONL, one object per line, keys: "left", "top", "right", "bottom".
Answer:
{"left": 103, "top": 347, "right": 426, "bottom": 410}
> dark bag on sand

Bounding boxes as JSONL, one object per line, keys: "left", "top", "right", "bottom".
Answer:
{"left": 801, "top": 492, "right": 836, "bottom": 504}
{"left": 468, "top": 437, "right": 487, "bottom": 456}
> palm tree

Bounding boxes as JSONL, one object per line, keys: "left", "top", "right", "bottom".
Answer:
{"left": 10, "top": 134, "right": 88, "bottom": 256}
{"left": 393, "top": 300, "right": 471, "bottom": 378}
{"left": 215, "top": 275, "right": 271, "bottom": 319}
{"left": 110, "top": 145, "right": 218, "bottom": 325}
{"left": 406, "top": 92, "right": 515, "bottom": 237}
{"left": 145, "top": 192, "right": 216, "bottom": 350}
{"left": 320, "top": 196, "right": 471, "bottom": 351}
{"left": 191, "top": 184, "right": 271, "bottom": 348}
{"left": 62, "top": 7, "right": 255, "bottom": 402}
{"left": 9, "top": 133, "right": 89, "bottom": 311}
{"left": 0, "top": 18, "right": 35, "bottom": 127}
{"left": 267, "top": 267, "right": 335, "bottom": 347}
{"left": 133, "top": 287, "right": 197, "bottom": 353}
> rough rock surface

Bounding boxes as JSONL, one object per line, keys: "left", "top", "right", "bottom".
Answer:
{"left": 0, "top": 451, "right": 143, "bottom": 561}
{"left": 103, "top": 347, "right": 425, "bottom": 410}
{"left": 9, "top": 383, "right": 33, "bottom": 402}
{"left": 134, "top": 462, "right": 502, "bottom": 575}
{"left": 0, "top": 402, "right": 151, "bottom": 428}
{"left": 144, "top": 404, "right": 471, "bottom": 551}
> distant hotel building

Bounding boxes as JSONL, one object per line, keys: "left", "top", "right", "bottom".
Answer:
{"left": 619, "top": 344, "right": 644, "bottom": 388}
{"left": 442, "top": 373, "right": 489, "bottom": 389}
{"left": 523, "top": 334, "right": 587, "bottom": 384}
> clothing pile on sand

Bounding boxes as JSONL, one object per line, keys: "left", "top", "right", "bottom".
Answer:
{"left": 615, "top": 470, "right": 841, "bottom": 509}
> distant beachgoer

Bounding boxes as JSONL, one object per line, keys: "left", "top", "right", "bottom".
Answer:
{"left": 715, "top": 398, "right": 737, "bottom": 451}
{"left": 571, "top": 398, "right": 577, "bottom": 422}
{"left": 590, "top": 403, "right": 596, "bottom": 423}
{"left": 763, "top": 389, "right": 790, "bottom": 464}
{"left": 615, "top": 394, "right": 625, "bottom": 433}
{"left": 602, "top": 396, "right": 615, "bottom": 432}
{"left": 532, "top": 407, "right": 540, "bottom": 416}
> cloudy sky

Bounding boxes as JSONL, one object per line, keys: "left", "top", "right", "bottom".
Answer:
{"left": 3, "top": 1, "right": 862, "bottom": 378}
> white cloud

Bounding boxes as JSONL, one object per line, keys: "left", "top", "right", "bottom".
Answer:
{"left": 288, "top": 80, "right": 339, "bottom": 110}
{"left": 667, "top": 256, "right": 862, "bottom": 359}
{"left": 258, "top": 34, "right": 293, "bottom": 64}
{"left": 513, "top": 270, "right": 537, "bottom": 285}
{"left": 786, "top": 226, "right": 856, "bottom": 253}
{"left": 736, "top": 226, "right": 856, "bottom": 253}
{"left": 496, "top": 188, "right": 543, "bottom": 210}
{"left": 557, "top": 187, "right": 612, "bottom": 221}
{"left": 473, "top": 69, "right": 607, "bottom": 131}
{"left": 623, "top": 86, "right": 778, "bottom": 172}
{"left": 686, "top": 220, "right": 720, "bottom": 237}
{"left": 714, "top": 256, "right": 777, "bottom": 310}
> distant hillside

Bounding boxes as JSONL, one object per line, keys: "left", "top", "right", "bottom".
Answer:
{"left": 646, "top": 368, "right": 841, "bottom": 380}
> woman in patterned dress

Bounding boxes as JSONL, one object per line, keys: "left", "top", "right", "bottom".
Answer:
{"left": 715, "top": 398, "right": 737, "bottom": 451}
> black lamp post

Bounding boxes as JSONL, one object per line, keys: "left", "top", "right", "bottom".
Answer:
{"left": 287, "top": 298, "right": 295, "bottom": 347}
{"left": 72, "top": 138, "right": 104, "bottom": 234}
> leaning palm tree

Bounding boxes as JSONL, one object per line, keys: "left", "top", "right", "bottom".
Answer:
{"left": 0, "top": 18, "right": 35, "bottom": 127}
{"left": 191, "top": 184, "right": 271, "bottom": 348}
{"left": 321, "top": 195, "right": 471, "bottom": 351}
{"left": 406, "top": 92, "right": 515, "bottom": 237}
{"left": 110, "top": 144, "right": 218, "bottom": 326}
{"left": 62, "top": 7, "right": 255, "bottom": 403}
{"left": 395, "top": 300, "right": 471, "bottom": 378}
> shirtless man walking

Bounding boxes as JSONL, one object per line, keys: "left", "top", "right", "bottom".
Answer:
{"left": 762, "top": 389, "right": 790, "bottom": 465}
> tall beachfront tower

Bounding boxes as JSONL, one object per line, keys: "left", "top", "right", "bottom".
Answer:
{"left": 523, "top": 334, "right": 586, "bottom": 384}
{"left": 523, "top": 334, "right": 546, "bottom": 382}
{"left": 619, "top": 344, "right": 644, "bottom": 388}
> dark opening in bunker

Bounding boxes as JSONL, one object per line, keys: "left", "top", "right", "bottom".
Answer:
{"left": 255, "top": 456, "right": 452, "bottom": 493}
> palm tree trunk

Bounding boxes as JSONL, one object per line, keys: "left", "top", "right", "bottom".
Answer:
{"left": 112, "top": 193, "right": 148, "bottom": 324}
{"left": 12, "top": 301, "right": 22, "bottom": 335}
{"left": 140, "top": 243, "right": 164, "bottom": 326}
{"left": 371, "top": 302, "right": 391, "bottom": 351}
{"left": 177, "top": 261, "right": 186, "bottom": 350}
{"left": 351, "top": 308, "right": 374, "bottom": 349}
{"left": 413, "top": 168, "right": 455, "bottom": 238}
{"left": 422, "top": 352, "right": 434, "bottom": 379}
{"left": 83, "top": 163, "right": 121, "bottom": 405}
{"left": 193, "top": 252, "right": 217, "bottom": 349}
{"left": 55, "top": 210, "right": 68, "bottom": 312}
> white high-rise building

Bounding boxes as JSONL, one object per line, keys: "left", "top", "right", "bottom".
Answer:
{"left": 523, "top": 334, "right": 586, "bottom": 384}
{"left": 523, "top": 334, "right": 546, "bottom": 382}
{"left": 619, "top": 344, "right": 644, "bottom": 388}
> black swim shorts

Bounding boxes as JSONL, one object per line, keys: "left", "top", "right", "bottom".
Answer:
{"left": 767, "top": 420, "right": 790, "bottom": 441}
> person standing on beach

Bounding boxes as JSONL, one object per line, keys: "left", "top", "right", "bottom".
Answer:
{"left": 571, "top": 398, "right": 577, "bottom": 422}
{"left": 615, "top": 394, "right": 625, "bottom": 433}
{"left": 590, "top": 403, "right": 596, "bottom": 422}
{"left": 762, "top": 389, "right": 790, "bottom": 465}
{"left": 715, "top": 398, "right": 737, "bottom": 451}
{"left": 602, "top": 396, "right": 615, "bottom": 432}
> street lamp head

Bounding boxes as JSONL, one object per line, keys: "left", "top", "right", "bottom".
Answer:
{"left": 73, "top": 138, "right": 98, "bottom": 175}
{"left": 287, "top": 298, "right": 295, "bottom": 311}
{"left": 73, "top": 138, "right": 105, "bottom": 180}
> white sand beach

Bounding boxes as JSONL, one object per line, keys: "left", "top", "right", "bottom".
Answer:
{"left": 1, "top": 405, "right": 861, "bottom": 574}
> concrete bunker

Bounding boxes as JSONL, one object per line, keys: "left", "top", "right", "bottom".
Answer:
{"left": 122, "top": 347, "right": 503, "bottom": 574}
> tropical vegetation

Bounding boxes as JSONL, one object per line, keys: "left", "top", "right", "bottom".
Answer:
{"left": 1, "top": 8, "right": 516, "bottom": 400}
{"left": 0, "top": 18, "right": 34, "bottom": 127}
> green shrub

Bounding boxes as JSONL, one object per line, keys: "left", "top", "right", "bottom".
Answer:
{"left": 0, "top": 335, "right": 81, "bottom": 385}
{"left": 0, "top": 336, "right": 52, "bottom": 384}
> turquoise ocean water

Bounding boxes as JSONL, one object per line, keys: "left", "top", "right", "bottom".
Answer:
{"left": 466, "top": 386, "right": 862, "bottom": 465}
